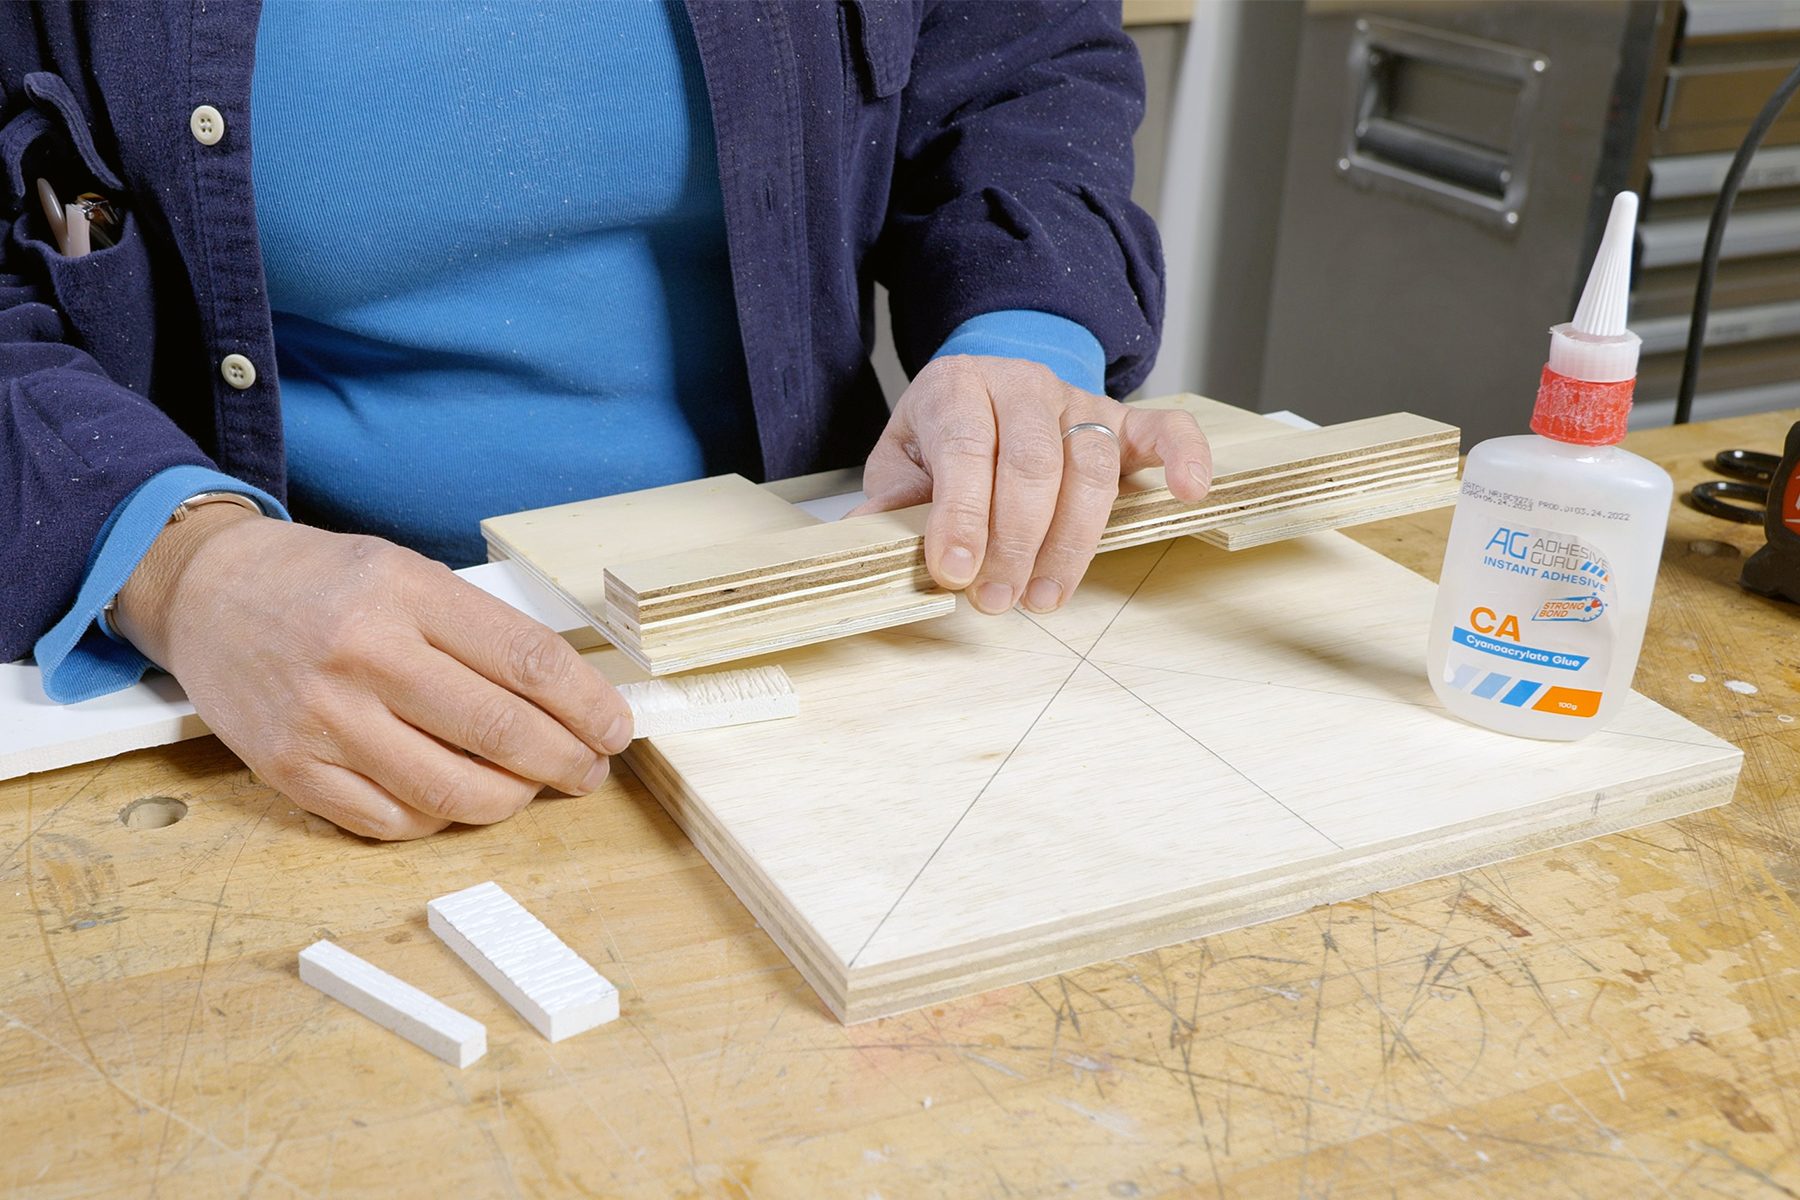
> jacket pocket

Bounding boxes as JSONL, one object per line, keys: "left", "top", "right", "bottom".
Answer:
{"left": 16, "top": 210, "right": 156, "bottom": 395}
{"left": 844, "top": 0, "right": 916, "bottom": 99}
{"left": 2, "top": 72, "right": 150, "bottom": 393}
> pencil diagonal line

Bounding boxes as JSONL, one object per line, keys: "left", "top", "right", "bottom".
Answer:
{"left": 846, "top": 543, "right": 1177, "bottom": 969}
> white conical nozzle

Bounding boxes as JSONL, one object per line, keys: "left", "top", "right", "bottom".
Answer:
{"left": 1547, "top": 191, "right": 1641, "bottom": 383}
{"left": 1572, "top": 191, "right": 1636, "bottom": 336}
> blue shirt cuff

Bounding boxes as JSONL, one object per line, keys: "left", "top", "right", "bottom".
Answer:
{"left": 930, "top": 310, "right": 1107, "bottom": 395}
{"left": 34, "top": 466, "right": 290, "bottom": 703}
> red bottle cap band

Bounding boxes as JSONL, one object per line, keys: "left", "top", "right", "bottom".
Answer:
{"left": 1530, "top": 366, "right": 1633, "bottom": 446}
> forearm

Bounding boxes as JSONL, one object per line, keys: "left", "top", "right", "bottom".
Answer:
{"left": 878, "top": 0, "right": 1162, "bottom": 394}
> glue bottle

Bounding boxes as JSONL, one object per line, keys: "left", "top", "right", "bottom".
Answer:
{"left": 1426, "top": 192, "right": 1671, "bottom": 740}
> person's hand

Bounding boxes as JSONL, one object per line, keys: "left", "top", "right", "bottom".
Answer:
{"left": 112, "top": 507, "right": 633, "bottom": 840}
{"left": 853, "top": 355, "right": 1212, "bottom": 614}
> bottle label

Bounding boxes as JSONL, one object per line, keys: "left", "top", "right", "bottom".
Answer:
{"left": 1440, "top": 522, "right": 1615, "bottom": 719}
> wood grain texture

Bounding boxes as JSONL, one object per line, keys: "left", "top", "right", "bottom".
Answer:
{"left": 1, "top": 411, "right": 1793, "bottom": 1198}
{"left": 622, "top": 531, "right": 1740, "bottom": 1022}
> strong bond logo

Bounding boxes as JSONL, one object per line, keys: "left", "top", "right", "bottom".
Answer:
{"left": 1533, "top": 594, "right": 1606, "bottom": 623}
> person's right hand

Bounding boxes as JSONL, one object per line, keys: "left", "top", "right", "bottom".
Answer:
{"left": 112, "top": 506, "right": 633, "bottom": 840}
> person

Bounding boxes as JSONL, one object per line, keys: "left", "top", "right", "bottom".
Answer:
{"left": 1, "top": 0, "right": 1211, "bottom": 840}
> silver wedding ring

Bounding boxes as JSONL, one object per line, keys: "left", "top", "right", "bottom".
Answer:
{"left": 1062, "top": 421, "right": 1120, "bottom": 449}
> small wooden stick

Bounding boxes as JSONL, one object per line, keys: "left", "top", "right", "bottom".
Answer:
{"left": 619, "top": 664, "right": 798, "bottom": 739}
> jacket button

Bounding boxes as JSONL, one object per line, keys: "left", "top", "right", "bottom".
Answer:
{"left": 190, "top": 105, "right": 225, "bottom": 146}
{"left": 220, "top": 353, "right": 257, "bottom": 389}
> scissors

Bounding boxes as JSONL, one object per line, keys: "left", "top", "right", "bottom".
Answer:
{"left": 1688, "top": 448, "right": 1781, "bottom": 523}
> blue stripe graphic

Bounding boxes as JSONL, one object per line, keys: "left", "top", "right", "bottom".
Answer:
{"left": 1500, "top": 679, "right": 1543, "bottom": 707}
{"left": 1448, "top": 663, "right": 1478, "bottom": 691}
{"left": 1472, "top": 673, "right": 1512, "bottom": 699}
{"left": 1451, "top": 626, "right": 1590, "bottom": 671}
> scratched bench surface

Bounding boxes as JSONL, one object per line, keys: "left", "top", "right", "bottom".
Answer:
{"left": 2, "top": 411, "right": 1796, "bottom": 1199}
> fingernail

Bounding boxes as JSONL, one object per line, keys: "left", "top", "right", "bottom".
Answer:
{"left": 941, "top": 545, "right": 977, "bottom": 587}
{"left": 974, "top": 582, "right": 1014, "bottom": 613}
{"left": 1024, "top": 577, "right": 1062, "bottom": 612}
{"left": 580, "top": 758, "right": 610, "bottom": 793}
{"left": 603, "top": 714, "right": 632, "bottom": 753}
{"left": 1189, "top": 462, "right": 1213, "bottom": 492}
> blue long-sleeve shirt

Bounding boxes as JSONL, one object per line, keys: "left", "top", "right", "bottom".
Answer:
{"left": 8, "top": 1, "right": 1150, "bottom": 697}
{"left": 34, "top": 1, "right": 1106, "bottom": 703}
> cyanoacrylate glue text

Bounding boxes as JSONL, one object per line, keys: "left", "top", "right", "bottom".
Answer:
{"left": 1426, "top": 192, "right": 1672, "bottom": 740}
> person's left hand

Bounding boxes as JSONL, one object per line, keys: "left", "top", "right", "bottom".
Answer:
{"left": 852, "top": 355, "right": 1213, "bottom": 614}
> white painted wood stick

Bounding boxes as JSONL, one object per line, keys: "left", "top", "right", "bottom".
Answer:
{"left": 620, "top": 665, "right": 798, "bottom": 739}
{"left": 427, "top": 882, "right": 618, "bottom": 1042}
{"left": 297, "top": 939, "right": 486, "bottom": 1068}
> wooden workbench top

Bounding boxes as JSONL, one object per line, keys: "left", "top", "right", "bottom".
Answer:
{"left": 3, "top": 411, "right": 1796, "bottom": 1198}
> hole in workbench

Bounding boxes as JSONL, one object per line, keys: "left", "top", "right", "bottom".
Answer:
{"left": 119, "top": 796, "right": 188, "bottom": 829}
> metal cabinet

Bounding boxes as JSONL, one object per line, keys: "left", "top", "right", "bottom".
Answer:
{"left": 1258, "top": 1, "right": 1670, "bottom": 443}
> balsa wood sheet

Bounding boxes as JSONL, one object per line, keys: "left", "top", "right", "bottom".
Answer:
{"left": 623, "top": 532, "right": 1742, "bottom": 1023}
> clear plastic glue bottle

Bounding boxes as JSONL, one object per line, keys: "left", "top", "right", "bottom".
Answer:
{"left": 1426, "top": 192, "right": 1671, "bottom": 740}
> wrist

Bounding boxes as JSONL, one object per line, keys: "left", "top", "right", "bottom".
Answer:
{"left": 112, "top": 502, "right": 262, "bottom": 665}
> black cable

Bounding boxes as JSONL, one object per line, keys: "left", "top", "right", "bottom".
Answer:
{"left": 1673, "top": 57, "right": 1800, "bottom": 424}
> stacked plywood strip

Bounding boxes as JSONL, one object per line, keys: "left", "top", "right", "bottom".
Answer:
{"left": 556, "top": 409, "right": 1459, "bottom": 674}
{"left": 484, "top": 398, "right": 1460, "bottom": 675}
{"left": 618, "top": 532, "right": 1741, "bottom": 1023}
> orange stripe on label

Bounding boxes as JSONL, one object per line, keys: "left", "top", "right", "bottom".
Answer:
{"left": 1532, "top": 686, "right": 1602, "bottom": 718}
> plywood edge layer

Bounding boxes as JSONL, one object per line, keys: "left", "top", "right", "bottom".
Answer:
{"left": 1197, "top": 477, "right": 1463, "bottom": 550}
{"left": 834, "top": 758, "right": 1740, "bottom": 1023}
{"left": 619, "top": 744, "right": 854, "bottom": 1013}
{"left": 611, "top": 589, "right": 957, "bottom": 676}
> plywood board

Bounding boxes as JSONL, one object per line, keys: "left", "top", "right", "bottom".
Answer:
{"left": 622, "top": 532, "right": 1741, "bottom": 1023}
{"left": 589, "top": 409, "right": 1459, "bottom": 673}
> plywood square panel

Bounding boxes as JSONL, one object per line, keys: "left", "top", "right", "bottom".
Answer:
{"left": 623, "top": 534, "right": 1741, "bottom": 1023}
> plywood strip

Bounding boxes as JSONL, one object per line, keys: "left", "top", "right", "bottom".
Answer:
{"left": 1192, "top": 476, "right": 1462, "bottom": 550}
{"left": 481, "top": 474, "right": 819, "bottom": 624}
{"left": 590, "top": 420, "right": 1457, "bottom": 672}
{"left": 481, "top": 399, "right": 1461, "bottom": 674}
{"left": 608, "top": 414, "right": 1457, "bottom": 606}
{"left": 606, "top": 589, "right": 956, "bottom": 677}
{"left": 616, "top": 444, "right": 1456, "bottom": 623}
